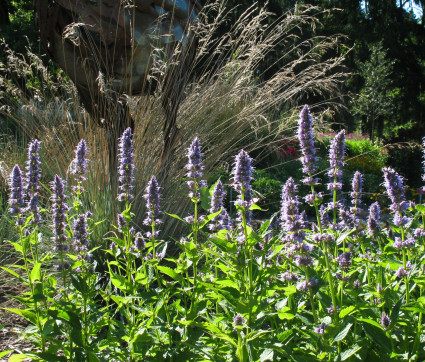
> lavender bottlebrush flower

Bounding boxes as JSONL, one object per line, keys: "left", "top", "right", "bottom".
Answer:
{"left": 281, "top": 178, "right": 305, "bottom": 242}
{"left": 117, "top": 213, "right": 127, "bottom": 230}
{"left": 395, "top": 266, "right": 408, "bottom": 278}
{"left": 351, "top": 171, "right": 363, "bottom": 209}
{"left": 382, "top": 167, "right": 408, "bottom": 214}
{"left": 297, "top": 105, "right": 318, "bottom": 177}
{"left": 233, "top": 150, "right": 254, "bottom": 225}
{"left": 328, "top": 130, "right": 346, "bottom": 174}
{"left": 209, "top": 180, "right": 230, "bottom": 231}
{"left": 353, "top": 280, "right": 361, "bottom": 289}
{"left": 51, "top": 175, "right": 69, "bottom": 250}
{"left": 134, "top": 232, "right": 145, "bottom": 250}
{"left": 186, "top": 137, "right": 207, "bottom": 200}
{"left": 336, "top": 252, "right": 352, "bottom": 272}
{"left": 117, "top": 128, "right": 135, "bottom": 202}
{"left": 25, "top": 139, "right": 41, "bottom": 199}
{"left": 314, "top": 323, "right": 328, "bottom": 335}
{"left": 423, "top": 136, "right": 425, "bottom": 185}
{"left": 233, "top": 314, "right": 245, "bottom": 326}
{"left": 72, "top": 139, "right": 88, "bottom": 192}
{"left": 28, "top": 195, "right": 40, "bottom": 225}
{"left": 73, "top": 213, "right": 91, "bottom": 265}
{"left": 380, "top": 312, "right": 391, "bottom": 329}
{"left": 368, "top": 202, "right": 381, "bottom": 236}
{"left": 143, "top": 176, "right": 162, "bottom": 228}
{"left": 9, "top": 165, "right": 25, "bottom": 222}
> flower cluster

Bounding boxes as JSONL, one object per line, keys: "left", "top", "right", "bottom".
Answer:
{"left": 72, "top": 139, "right": 89, "bottom": 192}
{"left": 51, "top": 175, "right": 69, "bottom": 255}
{"left": 209, "top": 180, "right": 231, "bottom": 231}
{"left": 186, "top": 137, "right": 207, "bottom": 201}
{"left": 9, "top": 165, "right": 25, "bottom": 224}
{"left": 143, "top": 176, "right": 162, "bottom": 238}
{"left": 233, "top": 149, "right": 254, "bottom": 225}
{"left": 297, "top": 105, "right": 318, "bottom": 179}
{"left": 117, "top": 128, "right": 135, "bottom": 202}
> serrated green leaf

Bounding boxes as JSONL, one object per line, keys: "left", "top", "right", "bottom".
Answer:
{"left": 333, "top": 323, "right": 353, "bottom": 342}
{"left": 415, "top": 204, "right": 425, "bottom": 213}
{"left": 4, "top": 308, "right": 37, "bottom": 324}
{"left": 8, "top": 354, "right": 31, "bottom": 362}
{"left": 215, "top": 279, "right": 239, "bottom": 290}
{"left": 0, "top": 266, "right": 21, "bottom": 279}
{"left": 339, "top": 305, "right": 356, "bottom": 319}
{"left": 362, "top": 322, "right": 391, "bottom": 354}
{"left": 157, "top": 266, "right": 181, "bottom": 281}
{"left": 340, "top": 344, "right": 362, "bottom": 361}
{"left": 259, "top": 348, "right": 274, "bottom": 361}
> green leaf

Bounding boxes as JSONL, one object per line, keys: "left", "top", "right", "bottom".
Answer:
{"left": 278, "top": 311, "right": 295, "bottom": 321}
{"left": 30, "top": 262, "right": 41, "bottom": 283}
{"left": 358, "top": 318, "right": 384, "bottom": 330}
{"left": 333, "top": 323, "right": 353, "bottom": 343}
{"left": 339, "top": 305, "right": 356, "bottom": 319}
{"left": 0, "top": 266, "right": 21, "bottom": 279}
{"left": 362, "top": 321, "right": 391, "bottom": 354}
{"left": 166, "top": 213, "right": 187, "bottom": 224}
{"left": 248, "top": 204, "right": 263, "bottom": 211}
{"left": 199, "top": 209, "right": 223, "bottom": 229}
{"left": 259, "top": 349, "right": 274, "bottom": 361}
{"left": 340, "top": 344, "right": 362, "bottom": 361}
{"left": 283, "top": 286, "right": 297, "bottom": 297}
{"left": 157, "top": 266, "right": 181, "bottom": 281}
{"left": 245, "top": 330, "right": 270, "bottom": 342}
{"left": 200, "top": 185, "right": 210, "bottom": 211}
{"left": 214, "top": 279, "right": 239, "bottom": 290}
{"left": 0, "top": 350, "right": 12, "bottom": 358}
{"left": 4, "top": 308, "right": 37, "bottom": 324}
{"left": 8, "top": 354, "right": 31, "bottom": 362}
{"left": 415, "top": 204, "right": 425, "bottom": 213}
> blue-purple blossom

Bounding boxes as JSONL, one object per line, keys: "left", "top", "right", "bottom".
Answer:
{"left": 351, "top": 171, "right": 363, "bottom": 209}
{"left": 381, "top": 312, "right": 391, "bottom": 329}
{"left": 297, "top": 105, "right": 318, "bottom": 177}
{"left": 422, "top": 136, "right": 425, "bottom": 185}
{"left": 368, "top": 202, "right": 381, "bottom": 236}
{"left": 328, "top": 130, "right": 346, "bottom": 173}
{"left": 393, "top": 236, "right": 415, "bottom": 249}
{"left": 25, "top": 139, "right": 41, "bottom": 199}
{"left": 336, "top": 252, "right": 352, "bottom": 272}
{"left": 382, "top": 167, "right": 408, "bottom": 214}
{"left": 117, "top": 213, "right": 127, "bottom": 230}
{"left": 9, "top": 165, "right": 25, "bottom": 222}
{"left": 143, "top": 176, "right": 162, "bottom": 228}
{"left": 281, "top": 178, "right": 305, "bottom": 242}
{"left": 233, "top": 150, "right": 254, "bottom": 225}
{"left": 314, "top": 323, "right": 328, "bottom": 335}
{"left": 186, "top": 137, "right": 207, "bottom": 200}
{"left": 209, "top": 180, "right": 229, "bottom": 231}
{"left": 51, "top": 175, "right": 69, "bottom": 249}
{"left": 117, "top": 128, "right": 135, "bottom": 202}
{"left": 233, "top": 314, "right": 245, "bottom": 326}
{"left": 72, "top": 139, "right": 88, "bottom": 192}
{"left": 395, "top": 266, "right": 408, "bottom": 278}
{"left": 73, "top": 213, "right": 91, "bottom": 265}
{"left": 28, "top": 195, "right": 40, "bottom": 225}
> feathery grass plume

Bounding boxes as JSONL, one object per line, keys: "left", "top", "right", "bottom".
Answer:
{"left": 117, "top": 128, "right": 135, "bottom": 202}
{"left": 0, "top": 4, "right": 347, "bottom": 238}
{"left": 9, "top": 165, "right": 25, "bottom": 224}
{"left": 367, "top": 202, "right": 381, "bottom": 236}
{"left": 233, "top": 149, "right": 254, "bottom": 226}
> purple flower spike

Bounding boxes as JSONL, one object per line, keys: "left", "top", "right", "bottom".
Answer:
{"left": 25, "top": 139, "right": 41, "bottom": 199}
{"left": 233, "top": 150, "right": 254, "bottom": 225}
{"left": 51, "top": 175, "right": 69, "bottom": 248}
{"left": 367, "top": 202, "right": 381, "bottom": 236}
{"left": 297, "top": 105, "right": 318, "bottom": 178}
{"left": 382, "top": 167, "right": 407, "bottom": 213}
{"left": 209, "top": 180, "right": 230, "bottom": 230}
{"left": 314, "top": 323, "right": 328, "bottom": 335}
{"left": 336, "top": 252, "right": 352, "bottom": 272}
{"left": 233, "top": 314, "right": 245, "bottom": 326}
{"left": 186, "top": 137, "right": 207, "bottom": 200}
{"left": 351, "top": 171, "right": 363, "bottom": 208}
{"left": 281, "top": 177, "right": 305, "bottom": 242}
{"left": 422, "top": 136, "right": 425, "bottom": 185}
{"left": 143, "top": 176, "right": 162, "bottom": 228}
{"left": 74, "top": 214, "right": 88, "bottom": 248}
{"left": 328, "top": 130, "right": 346, "bottom": 172}
{"left": 117, "top": 128, "right": 135, "bottom": 202}
{"left": 72, "top": 139, "right": 88, "bottom": 191}
{"left": 9, "top": 165, "right": 25, "bottom": 222}
{"left": 380, "top": 312, "right": 391, "bottom": 329}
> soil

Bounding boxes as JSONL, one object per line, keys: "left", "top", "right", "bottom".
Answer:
{"left": 0, "top": 283, "right": 33, "bottom": 361}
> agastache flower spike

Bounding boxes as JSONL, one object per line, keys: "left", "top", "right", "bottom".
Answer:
{"left": 297, "top": 105, "right": 318, "bottom": 178}
{"left": 117, "top": 128, "right": 135, "bottom": 202}
{"left": 368, "top": 202, "right": 381, "bottom": 236}
{"left": 72, "top": 139, "right": 88, "bottom": 192}
{"left": 422, "top": 136, "right": 425, "bottom": 187}
{"left": 143, "top": 176, "right": 162, "bottom": 230}
{"left": 9, "top": 165, "right": 25, "bottom": 223}
{"left": 209, "top": 180, "right": 229, "bottom": 231}
{"left": 327, "top": 130, "right": 345, "bottom": 186}
{"left": 186, "top": 137, "right": 207, "bottom": 200}
{"left": 25, "top": 139, "right": 41, "bottom": 199}
{"left": 280, "top": 177, "right": 305, "bottom": 242}
{"left": 233, "top": 149, "right": 254, "bottom": 225}
{"left": 351, "top": 171, "right": 363, "bottom": 209}
{"left": 51, "top": 175, "right": 69, "bottom": 251}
